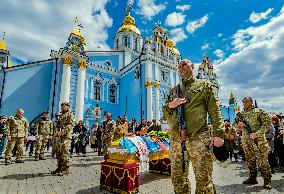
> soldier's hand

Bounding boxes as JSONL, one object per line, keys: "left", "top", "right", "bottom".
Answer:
{"left": 168, "top": 98, "right": 187, "bottom": 109}
{"left": 0, "top": 134, "right": 2, "bottom": 138}
{"left": 249, "top": 133, "right": 257, "bottom": 140}
{"left": 280, "top": 130, "right": 284, "bottom": 135}
{"left": 7, "top": 135, "right": 11, "bottom": 141}
{"left": 212, "top": 137, "right": 224, "bottom": 147}
{"left": 180, "top": 130, "right": 187, "bottom": 141}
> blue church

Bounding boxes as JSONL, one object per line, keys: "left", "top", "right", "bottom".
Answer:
{"left": 0, "top": 8, "right": 238, "bottom": 128}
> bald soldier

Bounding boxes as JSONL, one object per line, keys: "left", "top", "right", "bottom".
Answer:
{"left": 234, "top": 97, "right": 272, "bottom": 190}
{"left": 163, "top": 59, "right": 224, "bottom": 194}
{"left": 5, "top": 109, "right": 29, "bottom": 165}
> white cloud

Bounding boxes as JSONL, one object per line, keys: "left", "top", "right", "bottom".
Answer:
{"left": 217, "top": 33, "right": 223, "bottom": 37}
{"left": 216, "top": 6, "right": 284, "bottom": 113}
{"left": 213, "top": 49, "right": 224, "bottom": 59}
{"left": 0, "top": 0, "right": 113, "bottom": 64}
{"left": 165, "top": 12, "right": 186, "bottom": 27}
{"left": 201, "top": 43, "right": 210, "bottom": 50}
{"left": 186, "top": 14, "right": 209, "bottom": 34}
{"left": 249, "top": 8, "right": 273, "bottom": 23}
{"left": 176, "top": 4, "right": 191, "bottom": 12}
{"left": 170, "top": 28, "right": 187, "bottom": 43}
{"left": 136, "top": 0, "right": 166, "bottom": 20}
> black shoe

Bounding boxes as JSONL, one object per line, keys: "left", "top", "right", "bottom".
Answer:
{"left": 243, "top": 177, "right": 258, "bottom": 185}
{"left": 15, "top": 160, "right": 24, "bottom": 163}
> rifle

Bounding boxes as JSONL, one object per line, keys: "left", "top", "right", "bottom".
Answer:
{"left": 175, "top": 84, "right": 187, "bottom": 173}
{"left": 236, "top": 112, "right": 259, "bottom": 146}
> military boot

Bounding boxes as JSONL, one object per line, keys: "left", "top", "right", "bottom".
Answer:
{"left": 263, "top": 178, "right": 272, "bottom": 190}
{"left": 243, "top": 177, "right": 258, "bottom": 185}
{"left": 51, "top": 166, "right": 62, "bottom": 174}
{"left": 57, "top": 167, "right": 69, "bottom": 176}
{"left": 4, "top": 159, "right": 11, "bottom": 165}
{"left": 39, "top": 156, "right": 46, "bottom": 160}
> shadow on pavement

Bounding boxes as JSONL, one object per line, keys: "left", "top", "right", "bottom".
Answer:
{"left": 75, "top": 185, "right": 110, "bottom": 194}
{"left": 0, "top": 173, "right": 54, "bottom": 180}
{"left": 140, "top": 172, "right": 170, "bottom": 185}
{"left": 72, "top": 162, "right": 101, "bottom": 168}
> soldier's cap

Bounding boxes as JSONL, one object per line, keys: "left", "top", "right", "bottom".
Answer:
{"left": 224, "top": 119, "right": 230, "bottom": 122}
{"left": 213, "top": 144, "right": 229, "bottom": 162}
{"left": 61, "top": 102, "right": 70, "bottom": 107}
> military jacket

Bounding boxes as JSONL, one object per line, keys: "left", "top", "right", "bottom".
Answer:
{"left": 54, "top": 111, "right": 75, "bottom": 139}
{"left": 102, "top": 119, "right": 116, "bottom": 140}
{"left": 34, "top": 117, "right": 53, "bottom": 136}
{"left": 6, "top": 116, "right": 29, "bottom": 138}
{"left": 224, "top": 126, "right": 237, "bottom": 140}
{"left": 162, "top": 76, "right": 224, "bottom": 138}
{"left": 234, "top": 106, "right": 271, "bottom": 137}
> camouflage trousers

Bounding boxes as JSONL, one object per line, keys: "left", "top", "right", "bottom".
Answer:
{"left": 5, "top": 137, "right": 25, "bottom": 162}
{"left": 55, "top": 137, "right": 71, "bottom": 170}
{"left": 170, "top": 129, "right": 215, "bottom": 194}
{"left": 102, "top": 138, "right": 112, "bottom": 159}
{"left": 241, "top": 132, "right": 271, "bottom": 179}
{"left": 35, "top": 135, "right": 49, "bottom": 158}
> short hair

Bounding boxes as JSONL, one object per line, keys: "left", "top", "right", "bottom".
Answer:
{"left": 61, "top": 102, "right": 70, "bottom": 107}
{"left": 17, "top": 109, "right": 24, "bottom": 114}
{"left": 224, "top": 119, "right": 230, "bottom": 122}
{"left": 271, "top": 114, "right": 280, "bottom": 124}
{"left": 242, "top": 97, "right": 253, "bottom": 102}
{"left": 43, "top": 111, "right": 49, "bottom": 114}
{"left": 179, "top": 59, "right": 193, "bottom": 65}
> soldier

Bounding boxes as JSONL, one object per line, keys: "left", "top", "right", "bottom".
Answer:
{"left": 235, "top": 97, "right": 272, "bottom": 189}
{"left": 162, "top": 59, "right": 224, "bottom": 194}
{"left": 34, "top": 111, "right": 53, "bottom": 161}
{"left": 5, "top": 109, "right": 29, "bottom": 165}
{"left": 51, "top": 102, "right": 75, "bottom": 176}
{"left": 101, "top": 113, "right": 116, "bottom": 160}
{"left": 224, "top": 119, "right": 239, "bottom": 162}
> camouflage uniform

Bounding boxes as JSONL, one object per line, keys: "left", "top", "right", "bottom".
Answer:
{"left": 224, "top": 126, "right": 239, "bottom": 160}
{"left": 102, "top": 119, "right": 116, "bottom": 159}
{"left": 5, "top": 116, "right": 29, "bottom": 163}
{"left": 53, "top": 110, "right": 75, "bottom": 175}
{"left": 163, "top": 76, "right": 224, "bottom": 194}
{"left": 34, "top": 117, "right": 53, "bottom": 159}
{"left": 234, "top": 106, "right": 272, "bottom": 186}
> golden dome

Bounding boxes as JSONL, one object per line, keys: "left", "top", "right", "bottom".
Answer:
{"left": 0, "top": 39, "right": 7, "bottom": 51}
{"left": 117, "top": 15, "right": 141, "bottom": 35}
{"left": 165, "top": 39, "right": 180, "bottom": 55}
{"left": 69, "top": 27, "right": 87, "bottom": 51}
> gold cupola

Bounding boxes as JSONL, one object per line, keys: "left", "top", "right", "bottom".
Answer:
{"left": 117, "top": 14, "right": 141, "bottom": 35}
{"left": 68, "top": 17, "right": 87, "bottom": 51}
{"left": 165, "top": 39, "right": 180, "bottom": 55}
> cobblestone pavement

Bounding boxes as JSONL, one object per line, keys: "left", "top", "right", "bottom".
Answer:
{"left": 0, "top": 148, "right": 283, "bottom": 194}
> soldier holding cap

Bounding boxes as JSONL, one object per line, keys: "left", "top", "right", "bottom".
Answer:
{"left": 163, "top": 59, "right": 224, "bottom": 194}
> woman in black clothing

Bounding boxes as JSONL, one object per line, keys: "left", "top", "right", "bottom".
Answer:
{"left": 96, "top": 126, "right": 102, "bottom": 156}
{"left": 272, "top": 115, "right": 284, "bottom": 169}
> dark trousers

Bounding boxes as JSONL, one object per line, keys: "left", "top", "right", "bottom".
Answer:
{"left": 26, "top": 141, "right": 36, "bottom": 155}
{"left": 70, "top": 139, "right": 75, "bottom": 155}
{"left": 97, "top": 139, "right": 102, "bottom": 156}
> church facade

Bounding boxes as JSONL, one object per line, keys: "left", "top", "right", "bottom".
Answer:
{"left": 0, "top": 9, "right": 238, "bottom": 127}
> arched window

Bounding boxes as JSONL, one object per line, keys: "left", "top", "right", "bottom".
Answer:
{"left": 115, "top": 38, "right": 119, "bottom": 49}
{"left": 124, "top": 36, "right": 128, "bottom": 47}
{"left": 161, "top": 70, "right": 168, "bottom": 82}
{"left": 135, "top": 38, "right": 138, "bottom": 51}
{"left": 109, "top": 84, "right": 116, "bottom": 103}
{"left": 94, "top": 81, "right": 101, "bottom": 101}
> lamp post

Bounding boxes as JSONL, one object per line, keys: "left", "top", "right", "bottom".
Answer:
{"left": 50, "top": 50, "right": 60, "bottom": 120}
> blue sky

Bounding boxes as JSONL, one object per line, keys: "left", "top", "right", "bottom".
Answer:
{"left": 0, "top": 0, "right": 284, "bottom": 113}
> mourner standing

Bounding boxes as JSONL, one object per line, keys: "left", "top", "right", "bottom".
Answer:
{"left": 235, "top": 97, "right": 272, "bottom": 189}
{"left": 5, "top": 109, "right": 29, "bottom": 164}
{"left": 34, "top": 111, "right": 53, "bottom": 160}
{"left": 163, "top": 59, "right": 224, "bottom": 194}
{"left": 0, "top": 116, "right": 8, "bottom": 159}
{"left": 101, "top": 113, "right": 116, "bottom": 159}
{"left": 51, "top": 102, "right": 75, "bottom": 176}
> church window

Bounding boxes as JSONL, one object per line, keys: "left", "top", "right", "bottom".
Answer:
{"left": 94, "top": 81, "right": 101, "bottom": 101}
{"left": 124, "top": 36, "right": 129, "bottom": 47}
{"left": 161, "top": 70, "right": 168, "bottom": 82}
{"left": 160, "top": 45, "right": 164, "bottom": 55}
{"left": 135, "top": 38, "right": 138, "bottom": 51}
{"left": 115, "top": 39, "right": 118, "bottom": 49}
{"left": 109, "top": 84, "right": 116, "bottom": 103}
{"left": 135, "top": 67, "right": 140, "bottom": 79}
